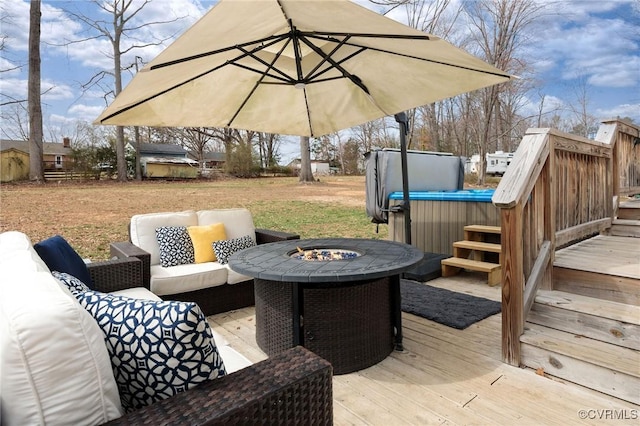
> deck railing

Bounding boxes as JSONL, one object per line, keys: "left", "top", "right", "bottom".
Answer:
{"left": 491, "top": 119, "right": 639, "bottom": 365}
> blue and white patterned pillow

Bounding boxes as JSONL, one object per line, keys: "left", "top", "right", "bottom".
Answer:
{"left": 56, "top": 274, "right": 226, "bottom": 412}
{"left": 53, "top": 271, "right": 91, "bottom": 294}
{"left": 212, "top": 235, "right": 256, "bottom": 265}
{"left": 155, "top": 226, "right": 195, "bottom": 267}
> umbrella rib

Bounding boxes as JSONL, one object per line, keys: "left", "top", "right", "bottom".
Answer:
{"left": 100, "top": 38, "right": 295, "bottom": 123}
{"left": 304, "top": 35, "right": 351, "bottom": 81}
{"left": 233, "top": 47, "right": 294, "bottom": 83}
{"left": 230, "top": 62, "right": 292, "bottom": 84}
{"left": 149, "top": 33, "right": 289, "bottom": 70}
{"left": 298, "top": 33, "right": 371, "bottom": 94}
{"left": 227, "top": 36, "right": 294, "bottom": 128}
{"left": 306, "top": 47, "right": 367, "bottom": 82}
{"left": 304, "top": 33, "right": 512, "bottom": 79}
{"left": 302, "top": 31, "right": 432, "bottom": 40}
{"left": 290, "top": 23, "right": 306, "bottom": 84}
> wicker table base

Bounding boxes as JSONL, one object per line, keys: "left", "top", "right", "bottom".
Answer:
{"left": 229, "top": 238, "right": 423, "bottom": 375}
{"left": 255, "top": 276, "right": 396, "bottom": 375}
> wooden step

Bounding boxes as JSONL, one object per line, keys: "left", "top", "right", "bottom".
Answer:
{"left": 453, "top": 240, "right": 502, "bottom": 253}
{"left": 441, "top": 257, "right": 501, "bottom": 286}
{"left": 521, "top": 323, "right": 640, "bottom": 404}
{"left": 618, "top": 199, "right": 640, "bottom": 220}
{"left": 610, "top": 219, "right": 640, "bottom": 238}
{"left": 528, "top": 290, "right": 640, "bottom": 350}
{"left": 463, "top": 225, "right": 501, "bottom": 234}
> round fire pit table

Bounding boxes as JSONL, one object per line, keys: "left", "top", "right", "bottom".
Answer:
{"left": 228, "top": 238, "right": 423, "bottom": 374}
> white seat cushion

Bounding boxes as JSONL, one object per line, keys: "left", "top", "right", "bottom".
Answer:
{"left": 217, "top": 345, "right": 253, "bottom": 373}
{"left": 130, "top": 210, "right": 198, "bottom": 266}
{"left": 111, "top": 286, "right": 162, "bottom": 301}
{"left": 150, "top": 262, "right": 228, "bottom": 296}
{"left": 0, "top": 270, "right": 123, "bottom": 425}
{"left": 226, "top": 265, "right": 253, "bottom": 284}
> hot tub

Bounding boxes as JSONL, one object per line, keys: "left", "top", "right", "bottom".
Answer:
{"left": 388, "top": 189, "right": 500, "bottom": 255}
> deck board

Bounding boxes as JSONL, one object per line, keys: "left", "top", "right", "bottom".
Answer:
{"left": 554, "top": 235, "right": 640, "bottom": 278}
{"left": 207, "top": 272, "right": 639, "bottom": 425}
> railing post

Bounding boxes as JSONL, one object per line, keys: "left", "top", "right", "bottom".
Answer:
{"left": 501, "top": 204, "right": 524, "bottom": 366}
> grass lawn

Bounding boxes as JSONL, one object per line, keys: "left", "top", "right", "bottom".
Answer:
{"left": 0, "top": 176, "right": 387, "bottom": 260}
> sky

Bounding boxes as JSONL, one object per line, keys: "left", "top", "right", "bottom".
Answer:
{"left": 1, "top": 0, "right": 639, "bottom": 161}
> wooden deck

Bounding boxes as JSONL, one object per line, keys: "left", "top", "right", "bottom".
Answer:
{"left": 553, "top": 235, "right": 640, "bottom": 305}
{"left": 207, "top": 273, "right": 639, "bottom": 425}
{"left": 555, "top": 235, "right": 640, "bottom": 280}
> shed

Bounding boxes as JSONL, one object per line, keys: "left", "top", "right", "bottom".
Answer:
{"left": 142, "top": 157, "right": 199, "bottom": 179}
{"left": 128, "top": 142, "right": 199, "bottom": 179}
{"left": 1, "top": 147, "right": 29, "bottom": 182}
{"left": 1, "top": 139, "right": 74, "bottom": 182}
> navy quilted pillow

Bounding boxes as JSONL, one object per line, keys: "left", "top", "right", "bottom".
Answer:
{"left": 34, "top": 235, "right": 94, "bottom": 288}
{"left": 56, "top": 273, "right": 226, "bottom": 412}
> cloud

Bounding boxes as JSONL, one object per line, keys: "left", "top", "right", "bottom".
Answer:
{"left": 595, "top": 103, "right": 640, "bottom": 122}
{"left": 519, "top": 93, "right": 566, "bottom": 119}
{"left": 41, "top": 79, "right": 74, "bottom": 101}
{"left": 0, "top": 77, "right": 26, "bottom": 100}
{"left": 67, "top": 103, "right": 106, "bottom": 121}
{"left": 532, "top": 3, "right": 639, "bottom": 90}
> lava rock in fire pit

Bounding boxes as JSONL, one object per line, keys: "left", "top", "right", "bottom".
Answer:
{"left": 292, "top": 247, "right": 361, "bottom": 261}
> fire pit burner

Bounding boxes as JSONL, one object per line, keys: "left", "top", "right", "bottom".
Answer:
{"left": 291, "top": 247, "right": 361, "bottom": 261}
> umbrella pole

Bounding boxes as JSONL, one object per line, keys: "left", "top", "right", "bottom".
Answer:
{"left": 395, "top": 112, "right": 411, "bottom": 246}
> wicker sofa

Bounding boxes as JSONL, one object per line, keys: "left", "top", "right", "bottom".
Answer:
{"left": 110, "top": 208, "right": 300, "bottom": 315}
{"left": 0, "top": 231, "right": 332, "bottom": 425}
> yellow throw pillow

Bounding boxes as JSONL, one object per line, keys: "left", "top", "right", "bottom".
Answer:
{"left": 187, "top": 223, "right": 227, "bottom": 263}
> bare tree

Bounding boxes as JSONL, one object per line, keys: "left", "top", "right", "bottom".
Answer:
{"left": 463, "top": 0, "right": 542, "bottom": 183}
{"left": 65, "top": 0, "right": 186, "bottom": 182}
{"left": 256, "top": 133, "right": 280, "bottom": 168}
{"left": 371, "top": 0, "right": 463, "bottom": 152}
{"left": 28, "top": 0, "right": 44, "bottom": 183}
{"left": 567, "top": 74, "right": 598, "bottom": 138}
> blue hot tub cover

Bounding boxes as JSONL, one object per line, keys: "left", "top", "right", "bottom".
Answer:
{"left": 389, "top": 189, "right": 495, "bottom": 202}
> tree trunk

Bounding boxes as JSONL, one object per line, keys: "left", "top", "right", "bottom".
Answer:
{"left": 299, "top": 136, "right": 314, "bottom": 182}
{"left": 113, "top": 32, "right": 127, "bottom": 181}
{"left": 134, "top": 126, "right": 142, "bottom": 180}
{"left": 28, "top": 0, "right": 44, "bottom": 183}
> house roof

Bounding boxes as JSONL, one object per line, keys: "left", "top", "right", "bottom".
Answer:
{"left": 188, "top": 151, "right": 226, "bottom": 162}
{"left": 131, "top": 142, "right": 187, "bottom": 157}
{"left": 0, "top": 139, "right": 72, "bottom": 156}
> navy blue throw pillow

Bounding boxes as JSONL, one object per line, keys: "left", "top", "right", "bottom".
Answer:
{"left": 34, "top": 235, "right": 94, "bottom": 288}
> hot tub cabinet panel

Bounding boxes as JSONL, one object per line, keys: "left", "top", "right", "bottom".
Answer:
{"left": 388, "top": 190, "right": 501, "bottom": 255}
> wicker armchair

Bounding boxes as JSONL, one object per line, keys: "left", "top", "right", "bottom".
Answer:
{"left": 89, "top": 256, "right": 333, "bottom": 425}
{"left": 87, "top": 256, "right": 145, "bottom": 292}
{"left": 110, "top": 228, "right": 300, "bottom": 315}
{"left": 106, "top": 345, "right": 333, "bottom": 425}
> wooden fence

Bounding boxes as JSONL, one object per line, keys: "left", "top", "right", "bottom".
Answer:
{"left": 491, "top": 119, "right": 640, "bottom": 365}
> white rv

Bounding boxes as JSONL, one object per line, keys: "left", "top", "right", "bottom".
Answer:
{"left": 486, "top": 151, "right": 514, "bottom": 176}
{"left": 466, "top": 151, "right": 514, "bottom": 176}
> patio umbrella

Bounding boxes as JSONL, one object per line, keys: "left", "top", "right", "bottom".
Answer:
{"left": 95, "top": 0, "right": 512, "bottom": 243}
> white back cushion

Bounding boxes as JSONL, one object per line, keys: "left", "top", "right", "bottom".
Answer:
{"left": 197, "top": 209, "right": 256, "bottom": 242}
{"left": 0, "top": 231, "right": 50, "bottom": 273}
{"left": 0, "top": 271, "right": 123, "bottom": 425}
{"left": 130, "top": 210, "right": 198, "bottom": 266}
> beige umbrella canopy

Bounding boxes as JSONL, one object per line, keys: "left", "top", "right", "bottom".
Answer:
{"left": 95, "top": 0, "right": 511, "bottom": 138}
